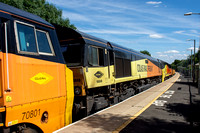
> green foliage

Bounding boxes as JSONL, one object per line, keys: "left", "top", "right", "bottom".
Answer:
{"left": 171, "top": 50, "right": 200, "bottom": 71}
{"left": 173, "top": 59, "right": 181, "bottom": 65}
{"left": 0, "top": 0, "right": 76, "bottom": 29}
{"left": 171, "top": 59, "right": 181, "bottom": 70}
{"left": 140, "top": 50, "right": 151, "bottom": 56}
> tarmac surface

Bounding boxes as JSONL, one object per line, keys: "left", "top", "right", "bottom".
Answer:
{"left": 54, "top": 73, "right": 200, "bottom": 133}
{"left": 120, "top": 74, "right": 200, "bottom": 133}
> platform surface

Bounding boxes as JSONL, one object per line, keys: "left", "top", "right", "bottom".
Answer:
{"left": 120, "top": 74, "right": 200, "bottom": 133}
{"left": 54, "top": 73, "right": 180, "bottom": 133}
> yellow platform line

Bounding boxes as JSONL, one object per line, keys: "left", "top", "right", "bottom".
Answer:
{"left": 113, "top": 73, "right": 180, "bottom": 133}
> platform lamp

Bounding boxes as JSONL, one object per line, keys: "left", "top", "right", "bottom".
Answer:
{"left": 184, "top": 12, "right": 200, "bottom": 94}
{"left": 187, "top": 49, "right": 193, "bottom": 79}
{"left": 186, "top": 39, "right": 196, "bottom": 83}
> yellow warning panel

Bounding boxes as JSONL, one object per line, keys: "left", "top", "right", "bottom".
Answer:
{"left": 30, "top": 72, "right": 53, "bottom": 85}
{"left": 8, "top": 120, "right": 18, "bottom": 126}
{"left": 6, "top": 96, "right": 12, "bottom": 102}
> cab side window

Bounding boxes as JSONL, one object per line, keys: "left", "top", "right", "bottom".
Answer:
{"left": 15, "top": 21, "right": 54, "bottom": 55}
{"left": 88, "top": 46, "right": 104, "bottom": 66}
{"left": 36, "top": 30, "right": 53, "bottom": 54}
{"left": 16, "top": 22, "right": 37, "bottom": 53}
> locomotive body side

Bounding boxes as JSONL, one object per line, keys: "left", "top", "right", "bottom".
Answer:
{"left": 55, "top": 26, "right": 163, "bottom": 118}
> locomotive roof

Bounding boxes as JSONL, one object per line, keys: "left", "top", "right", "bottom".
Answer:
{"left": 0, "top": 2, "right": 53, "bottom": 28}
{"left": 55, "top": 25, "right": 158, "bottom": 62}
{"left": 78, "top": 30, "right": 158, "bottom": 62}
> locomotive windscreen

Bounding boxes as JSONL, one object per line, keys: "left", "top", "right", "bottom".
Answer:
{"left": 61, "top": 43, "right": 84, "bottom": 66}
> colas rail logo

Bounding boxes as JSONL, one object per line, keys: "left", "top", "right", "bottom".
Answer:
{"left": 94, "top": 71, "right": 104, "bottom": 78}
{"left": 30, "top": 72, "right": 53, "bottom": 85}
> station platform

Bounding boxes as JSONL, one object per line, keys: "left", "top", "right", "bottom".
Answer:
{"left": 120, "top": 74, "right": 200, "bottom": 133}
{"left": 54, "top": 73, "right": 200, "bottom": 133}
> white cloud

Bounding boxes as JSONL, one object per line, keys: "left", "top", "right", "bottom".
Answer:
{"left": 154, "top": 5, "right": 160, "bottom": 8}
{"left": 149, "top": 34, "right": 163, "bottom": 38}
{"left": 155, "top": 50, "right": 189, "bottom": 63}
{"left": 158, "top": 54, "right": 168, "bottom": 57}
{"left": 146, "top": 1, "right": 162, "bottom": 5}
{"left": 156, "top": 53, "right": 188, "bottom": 63}
{"left": 190, "top": 30, "right": 198, "bottom": 34}
{"left": 62, "top": 11, "right": 91, "bottom": 22}
{"left": 81, "top": 29, "right": 150, "bottom": 35}
{"left": 156, "top": 52, "right": 162, "bottom": 54}
{"left": 187, "top": 47, "right": 199, "bottom": 51}
{"left": 173, "top": 30, "right": 199, "bottom": 37}
{"left": 174, "top": 30, "right": 185, "bottom": 34}
{"left": 164, "top": 50, "right": 179, "bottom": 54}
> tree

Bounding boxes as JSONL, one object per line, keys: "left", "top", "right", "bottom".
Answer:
{"left": 172, "top": 59, "right": 181, "bottom": 65}
{"left": 0, "top": 0, "right": 76, "bottom": 29}
{"left": 140, "top": 50, "right": 151, "bottom": 56}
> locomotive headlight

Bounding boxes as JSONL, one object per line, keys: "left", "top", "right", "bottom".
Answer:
{"left": 74, "top": 86, "right": 82, "bottom": 95}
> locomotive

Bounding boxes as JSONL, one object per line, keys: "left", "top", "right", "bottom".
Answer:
{"left": 0, "top": 2, "right": 74, "bottom": 133}
{"left": 0, "top": 2, "right": 174, "bottom": 133}
{"left": 55, "top": 25, "right": 174, "bottom": 120}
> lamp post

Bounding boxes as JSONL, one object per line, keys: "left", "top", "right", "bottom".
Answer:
{"left": 190, "top": 50, "right": 193, "bottom": 79}
{"left": 184, "top": 12, "right": 200, "bottom": 94}
{"left": 187, "top": 39, "right": 196, "bottom": 83}
{"left": 187, "top": 48, "right": 193, "bottom": 79}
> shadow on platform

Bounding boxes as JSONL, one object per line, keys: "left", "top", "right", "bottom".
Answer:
{"left": 77, "top": 113, "right": 131, "bottom": 132}
{"left": 120, "top": 116, "right": 199, "bottom": 133}
{"left": 175, "top": 81, "right": 197, "bottom": 87}
{"left": 166, "top": 101, "right": 200, "bottom": 128}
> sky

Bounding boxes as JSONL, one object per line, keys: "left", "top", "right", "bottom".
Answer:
{"left": 47, "top": 0, "right": 200, "bottom": 64}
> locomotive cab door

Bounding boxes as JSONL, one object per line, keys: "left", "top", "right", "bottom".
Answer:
{"left": 0, "top": 18, "right": 7, "bottom": 105}
{"left": 107, "top": 43, "right": 115, "bottom": 84}
{"left": 131, "top": 54, "right": 138, "bottom": 79}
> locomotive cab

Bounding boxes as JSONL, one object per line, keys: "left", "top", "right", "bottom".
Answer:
{"left": 0, "top": 3, "right": 74, "bottom": 133}
{"left": 55, "top": 25, "right": 117, "bottom": 118}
